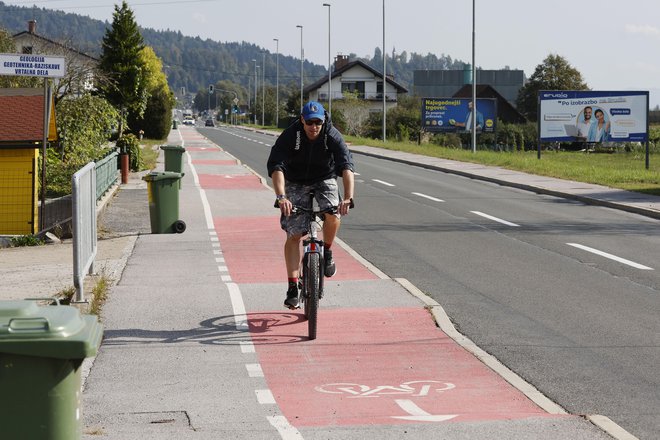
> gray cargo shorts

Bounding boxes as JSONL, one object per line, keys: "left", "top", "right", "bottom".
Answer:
{"left": 281, "top": 178, "right": 340, "bottom": 237}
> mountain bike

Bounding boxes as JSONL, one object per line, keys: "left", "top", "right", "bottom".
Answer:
{"left": 276, "top": 194, "right": 353, "bottom": 340}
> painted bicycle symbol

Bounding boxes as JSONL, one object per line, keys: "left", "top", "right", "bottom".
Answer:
{"left": 315, "top": 380, "right": 455, "bottom": 398}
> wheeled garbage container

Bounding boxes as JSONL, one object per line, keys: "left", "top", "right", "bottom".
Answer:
{"left": 0, "top": 299, "right": 103, "bottom": 440}
{"left": 160, "top": 145, "right": 186, "bottom": 188}
{"left": 142, "top": 171, "right": 186, "bottom": 234}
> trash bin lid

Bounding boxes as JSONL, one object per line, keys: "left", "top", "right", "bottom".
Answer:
{"left": 142, "top": 171, "right": 184, "bottom": 182}
{"left": 0, "top": 300, "right": 103, "bottom": 359}
{"left": 159, "top": 144, "right": 186, "bottom": 152}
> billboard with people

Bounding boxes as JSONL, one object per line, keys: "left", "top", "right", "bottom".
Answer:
{"left": 538, "top": 91, "right": 648, "bottom": 142}
{"left": 421, "top": 98, "right": 497, "bottom": 133}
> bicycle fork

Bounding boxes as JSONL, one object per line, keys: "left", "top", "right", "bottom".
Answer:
{"left": 302, "top": 237, "right": 325, "bottom": 298}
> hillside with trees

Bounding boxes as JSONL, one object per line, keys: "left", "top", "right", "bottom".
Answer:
{"left": 0, "top": 1, "right": 466, "bottom": 99}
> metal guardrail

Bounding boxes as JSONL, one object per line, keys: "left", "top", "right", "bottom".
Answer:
{"left": 72, "top": 162, "right": 97, "bottom": 303}
{"left": 95, "top": 149, "right": 119, "bottom": 200}
{"left": 39, "top": 149, "right": 118, "bottom": 235}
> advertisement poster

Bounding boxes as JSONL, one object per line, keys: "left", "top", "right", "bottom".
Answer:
{"left": 538, "top": 91, "right": 648, "bottom": 142}
{"left": 421, "top": 98, "right": 497, "bottom": 133}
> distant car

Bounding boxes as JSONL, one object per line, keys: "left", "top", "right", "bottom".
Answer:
{"left": 205, "top": 118, "right": 215, "bottom": 127}
{"left": 183, "top": 117, "right": 195, "bottom": 126}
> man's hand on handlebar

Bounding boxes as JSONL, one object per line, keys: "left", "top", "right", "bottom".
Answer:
{"left": 275, "top": 197, "right": 293, "bottom": 217}
{"left": 338, "top": 198, "right": 354, "bottom": 216}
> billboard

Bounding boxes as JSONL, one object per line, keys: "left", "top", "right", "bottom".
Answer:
{"left": 421, "top": 98, "right": 497, "bottom": 133}
{"left": 538, "top": 91, "right": 648, "bottom": 142}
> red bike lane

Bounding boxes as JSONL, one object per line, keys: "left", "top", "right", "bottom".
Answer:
{"left": 186, "top": 128, "right": 562, "bottom": 429}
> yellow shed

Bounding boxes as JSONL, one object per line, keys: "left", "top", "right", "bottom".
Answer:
{"left": 0, "top": 88, "right": 57, "bottom": 235}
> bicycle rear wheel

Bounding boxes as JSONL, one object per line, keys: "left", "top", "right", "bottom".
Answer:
{"left": 304, "top": 252, "right": 320, "bottom": 340}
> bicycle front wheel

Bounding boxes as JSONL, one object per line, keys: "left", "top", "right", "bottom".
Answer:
{"left": 304, "top": 252, "right": 320, "bottom": 340}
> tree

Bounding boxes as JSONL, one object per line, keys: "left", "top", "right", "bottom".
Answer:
{"left": 98, "top": 1, "right": 147, "bottom": 136}
{"left": 516, "top": 54, "right": 588, "bottom": 121}
{"left": 333, "top": 90, "right": 371, "bottom": 137}
{"left": 129, "top": 46, "right": 174, "bottom": 139}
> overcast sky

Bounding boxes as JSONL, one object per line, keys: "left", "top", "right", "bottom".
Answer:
{"left": 5, "top": 0, "right": 660, "bottom": 106}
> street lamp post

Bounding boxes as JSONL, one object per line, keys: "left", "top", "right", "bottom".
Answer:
{"left": 262, "top": 51, "right": 265, "bottom": 126}
{"left": 382, "top": 0, "right": 386, "bottom": 142}
{"left": 471, "top": 0, "right": 477, "bottom": 153}
{"left": 273, "top": 38, "right": 279, "bottom": 128}
{"left": 323, "top": 3, "right": 331, "bottom": 117}
{"left": 296, "top": 25, "right": 304, "bottom": 112}
{"left": 253, "top": 59, "right": 258, "bottom": 125}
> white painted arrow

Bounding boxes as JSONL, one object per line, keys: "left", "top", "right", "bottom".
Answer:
{"left": 392, "top": 399, "right": 458, "bottom": 422}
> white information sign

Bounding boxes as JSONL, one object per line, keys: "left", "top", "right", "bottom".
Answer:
{"left": 0, "top": 53, "right": 66, "bottom": 78}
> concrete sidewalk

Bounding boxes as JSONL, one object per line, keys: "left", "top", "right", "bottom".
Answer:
{"left": 1, "top": 126, "right": 650, "bottom": 439}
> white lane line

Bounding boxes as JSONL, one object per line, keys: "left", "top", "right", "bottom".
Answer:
{"left": 246, "top": 363, "right": 264, "bottom": 377}
{"left": 372, "top": 179, "right": 395, "bottom": 187}
{"left": 470, "top": 211, "right": 520, "bottom": 227}
{"left": 412, "top": 192, "right": 444, "bottom": 202}
{"left": 267, "top": 415, "right": 304, "bottom": 439}
{"left": 567, "top": 243, "right": 653, "bottom": 270}
{"left": 256, "top": 389, "right": 276, "bottom": 404}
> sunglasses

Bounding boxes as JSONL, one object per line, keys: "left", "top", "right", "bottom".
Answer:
{"left": 304, "top": 119, "right": 324, "bottom": 126}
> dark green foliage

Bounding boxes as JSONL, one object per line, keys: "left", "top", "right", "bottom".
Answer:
{"left": 130, "top": 87, "right": 173, "bottom": 139}
{"left": 9, "top": 234, "right": 44, "bottom": 247}
{"left": 116, "top": 134, "right": 142, "bottom": 171}
{"left": 98, "top": 2, "right": 147, "bottom": 129}
{"left": 516, "top": 54, "right": 589, "bottom": 122}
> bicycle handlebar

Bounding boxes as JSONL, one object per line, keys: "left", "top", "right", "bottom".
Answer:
{"left": 273, "top": 198, "right": 355, "bottom": 211}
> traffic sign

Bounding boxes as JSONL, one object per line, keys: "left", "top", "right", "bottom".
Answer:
{"left": 0, "top": 53, "right": 66, "bottom": 78}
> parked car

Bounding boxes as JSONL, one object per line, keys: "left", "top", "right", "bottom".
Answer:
{"left": 205, "top": 118, "right": 215, "bottom": 127}
{"left": 183, "top": 117, "right": 195, "bottom": 126}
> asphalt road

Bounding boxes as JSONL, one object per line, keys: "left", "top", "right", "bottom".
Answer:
{"left": 198, "top": 125, "right": 660, "bottom": 439}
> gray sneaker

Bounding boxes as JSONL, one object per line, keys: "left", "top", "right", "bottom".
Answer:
{"left": 324, "top": 249, "right": 336, "bottom": 277}
{"left": 284, "top": 283, "right": 299, "bottom": 309}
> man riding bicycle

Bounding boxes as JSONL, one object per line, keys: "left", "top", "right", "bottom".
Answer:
{"left": 267, "top": 101, "right": 355, "bottom": 309}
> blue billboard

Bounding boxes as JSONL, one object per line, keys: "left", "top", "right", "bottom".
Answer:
{"left": 538, "top": 90, "right": 648, "bottom": 142}
{"left": 421, "top": 98, "right": 497, "bottom": 133}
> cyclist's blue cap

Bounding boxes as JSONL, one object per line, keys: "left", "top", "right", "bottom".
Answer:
{"left": 301, "top": 101, "right": 325, "bottom": 121}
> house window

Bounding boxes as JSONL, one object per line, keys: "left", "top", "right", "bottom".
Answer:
{"left": 376, "top": 81, "right": 383, "bottom": 94}
{"left": 341, "top": 81, "right": 365, "bottom": 98}
{"left": 22, "top": 46, "right": 33, "bottom": 54}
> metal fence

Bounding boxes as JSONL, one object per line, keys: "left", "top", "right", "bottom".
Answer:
{"left": 72, "top": 162, "right": 97, "bottom": 303}
{"left": 39, "top": 148, "right": 119, "bottom": 235}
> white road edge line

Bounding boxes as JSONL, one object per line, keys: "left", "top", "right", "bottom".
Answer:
{"left": 412, "top": 192, "right": 444, "bottom": 202}
{"left": 256, "top": 389, "right": 276, "bottom": 405}
{"left": 227, "top": 282, "right": 249, "bottom": 331}
{"left": 267, "top": 415, "right": 304, "bottom": 439}
{"left": 394, "top": 277, "right": 641, "bottom": 440}
{"left": 372, "top": 178, "right": 395, "bottom": 187}
{"left": 187, "top": 150, "right": 215, "bottom": 230}
{"left": 567, "top": 243, "right": 653, "bottom": 270}
{"left": 470, "top": 210, "right": 520, "bottom": 227}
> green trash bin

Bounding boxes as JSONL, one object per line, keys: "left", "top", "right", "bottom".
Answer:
{"left": 172, "top": 120, "right": 178, "bottom": 129}
{"left": 0, "top": 299, "right": 103, "bottom": 440}
{"left": 160, "top": 145, "right": 186, "bottom": 188}
{"left": 142, "top": 171, "right": 186, "bottom": 234}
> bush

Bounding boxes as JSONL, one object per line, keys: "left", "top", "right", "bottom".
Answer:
{"left": 116, "top": 134, "right": 142, "bottom": 171}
